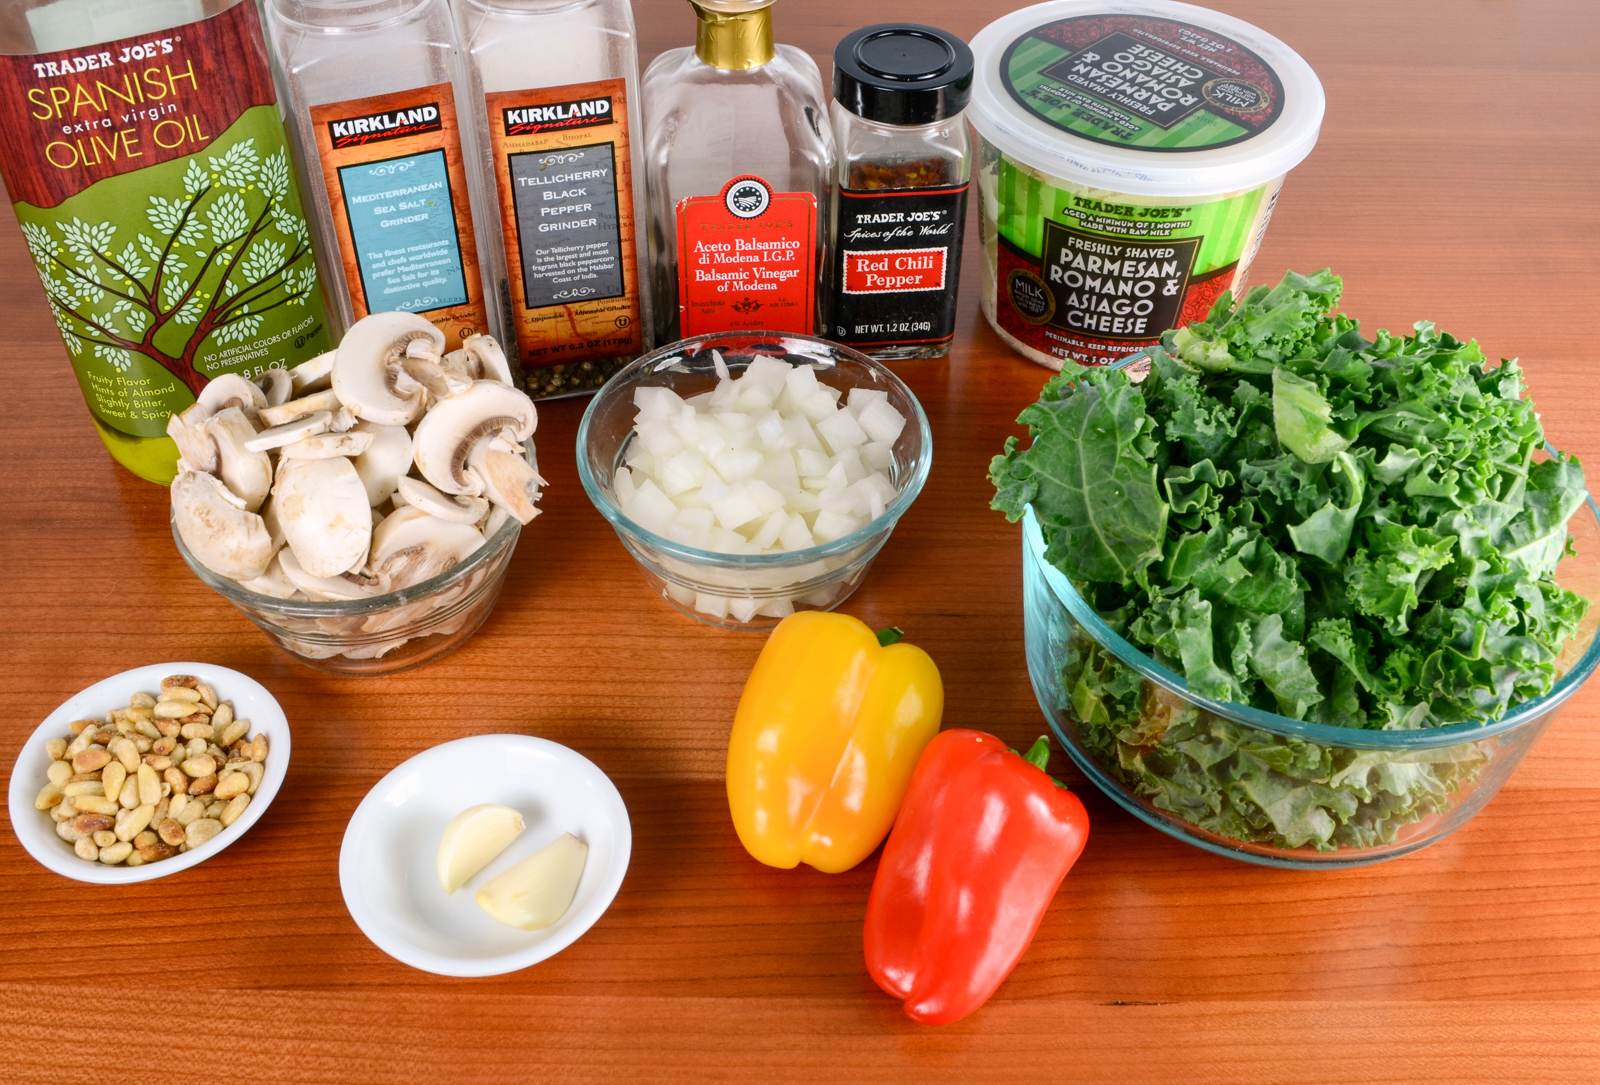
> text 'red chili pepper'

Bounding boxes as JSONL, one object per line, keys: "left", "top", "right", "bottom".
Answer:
{"left": 727, "top": 611, "right": 943, "bottom": 874}
{"left": 863, "top": 729, "right": 1089, "bottom": 1025}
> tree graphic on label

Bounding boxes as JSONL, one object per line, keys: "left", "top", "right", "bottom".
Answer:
{"left": 19, "top": 134, "right": 320, "bottom": 396}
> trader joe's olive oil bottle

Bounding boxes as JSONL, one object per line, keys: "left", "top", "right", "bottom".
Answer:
{"left": 267, "top": 0, "right": 492, "bottom": 351}
{"left": 0, "top": 0, "right": 334, "bottom": 484}
{"left": 454, "top": 0, "right": 650, "bottom": 399}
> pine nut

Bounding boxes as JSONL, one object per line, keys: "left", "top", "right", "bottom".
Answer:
{"left": 129, "top": 692, "right": 156, "bottom": 708}
{"left": 115, "top": 804, "right": 155, "bottom": 843}
{"left": 180, "top": 755, "right": 216, "bottom": 778}
{"left": 219, "top": 793, "right": 250, "bottom": 827}
{"left": 118, "top": 776, "right": 139, "bottom": 809}
{"left": 212, "top": 702, "right": 234, "bottom": 729}
{"left": 197, "top": 682, "right": 218, "bottom": 710}
{"left": 63, "top": 780, "right": 103, "bottom": 797}
{"left": 250, "top": 735, "right": 268, "bottom": 762}
{"left": 157, "top": 818, "right": 186, "bottom": 846}
{"left": 98, "top": 841, "right": 132, "bottom": 865}
{"left": 137, "top": 840, "right": 176, "bottom": 862}
{"left": 161, "top": 686, "right": 202, "bottom": 704}
{"left": 184, "top": 819, "right": 223, "bottom": 848}
{"left": 163, "top": 768, "right": 188, "bottom": 796}
{"left": 46, "top": 760, "right": 71, "bottom": 787}
{"left": 188, "top": 774, "right": 218, "bottom": 797}
{"left": 74, "top": 838, "right": 98, "bottom": 861}
{"left": 161, "top": 675, "right": 199, "bottom": 692}
{"left": 108, "top": 737, "right": 139, "bottom": 773}
{"left": 214, "top": 772, "right": 249, "bottom": 800}
{"left": 45, "top": 737, "right": 67, "bottom": 760}
{"left": 154, "top": 701, "right": 194, "bottom": 719}
{"left": 73, "top": 795, "right": 118, "bottom": 815}
{"left": 91, "top": 830, "right": 116, "bottom": 847}
{"left": 71, "top": 813, "right": 113, "bottom": 835}
{"left": 71, "top": 747, "right": 111, "bottom": 773}
{"left": 217, "top": 721, "right": 247, "bottom": 748}
{"left": 137, "top": 763, "right": 161, "bottom": 805}
{"left": 34, "top": 783, "right": 63, "bottom": 811}
{"left": 101, "top": 763, "right": 126, "bottom": 807}
{"left": 56, "top": 820, "right": 82, "bottom": 843}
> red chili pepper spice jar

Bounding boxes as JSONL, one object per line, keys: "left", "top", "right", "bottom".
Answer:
{"left": 825, "top": 24, "right": 974, "bottom": 360}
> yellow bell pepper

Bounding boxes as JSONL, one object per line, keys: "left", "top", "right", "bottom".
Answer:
{"left": 726, "top": 611, "right": 943, "bottom": 873}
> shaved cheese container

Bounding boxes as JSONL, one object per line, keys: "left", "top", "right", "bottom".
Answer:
{"left": 967, "top": 0, "right": 1324, "bottom": 369}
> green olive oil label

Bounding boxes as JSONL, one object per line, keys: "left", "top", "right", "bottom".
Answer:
{"left": 0, "top": 2, "right": 331, "bottom": 439}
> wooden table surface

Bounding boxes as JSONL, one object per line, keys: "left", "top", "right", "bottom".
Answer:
{"left": 3, "top": 1, "right": 1599, "bottom": 1081}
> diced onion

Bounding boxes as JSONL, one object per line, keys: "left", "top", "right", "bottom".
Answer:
{"left": 615, "top": 359, "right": 907, "bottom": 565}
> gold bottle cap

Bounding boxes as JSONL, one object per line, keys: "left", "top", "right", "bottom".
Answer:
{"left": 691, "top": 0, "right": 777, "bottom": 70}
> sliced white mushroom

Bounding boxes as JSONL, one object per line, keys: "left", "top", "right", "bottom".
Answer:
{"left": 352, "top": 422, "right": 413, "bottom": 506}
{"left": 470, "top": 437, "right": 544, "bottom": 524}
{"left": 464, "top": 335, "right": 514, "bottom": 386}
{"left": 235, "top": 551, "right": 300, "bottom": 599}
{"left": 482, "top": 504, "right": 512, "bottom": 540}
{"left": 329, "top": 406, "right": 358, "bottom": 433}
{"left": 259, "top": 388, "right": 342, "bottom": 428}
{"left": 196, "top": 373, "right": 267, "bottom": 419}
{"left": 367, "top": 505, "right": 485, "bottom": 590}
{"left": 245, "top": 411, "right": 332, "bottom": 453}
{"left": 277, "top": 547, "right": 390, "bottom": 601}
{"left": 399, "top": 352, "right": 460, "bottom": 399}
{"left": 171, "top": 471, "right": 274, "bottom": 580}
{"left": 258, "top": 367, "right": 293, "bottom": 407}
{"left": 412, "top": 381, "right": 538, "bottom": 501}
{"left": 396, "top": 476, "right": 490, "bottom": 525}
{"left": 166, "top": 404, "right": 217, "bottom": 475}
{"left": 272, "top": 456, "right": 373, "bottom": 578}
{"left": 332, "top": 312, "right": 442, "bottom": 426}
{"left": 289, "top": 349, "right": 335, "bottom": 393}
{"left": 259, "top": 494, "right": 286, "bottom": 550}
{"left": 278, "top": 430, "right": 375, "bottom": 460}
{"left": 203, "top": 407, "right": 272, "bottom": 511}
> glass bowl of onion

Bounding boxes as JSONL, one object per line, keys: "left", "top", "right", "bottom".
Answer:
{"left": 577, "top": 331, "right": 932, "bottom": 629}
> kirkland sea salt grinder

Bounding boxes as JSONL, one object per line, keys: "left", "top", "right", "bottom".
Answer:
{"left": 826, "top": 24, "right": 973, "bottom": 360}
{"left": 268, "top": 0, "right": 492, "bottom": 351}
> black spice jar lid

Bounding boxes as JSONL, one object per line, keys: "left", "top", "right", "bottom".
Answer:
{"left": 833, "top": 23, "right": 974, "bottom": 126}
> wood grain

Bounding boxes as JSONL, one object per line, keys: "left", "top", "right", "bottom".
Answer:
{"left": 2, "top": 1, "right": 1599, "bottom": 1081}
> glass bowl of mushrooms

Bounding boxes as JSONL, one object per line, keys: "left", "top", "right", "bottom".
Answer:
{"left": 168, "top": 312, "right": 543, "bottom": 674}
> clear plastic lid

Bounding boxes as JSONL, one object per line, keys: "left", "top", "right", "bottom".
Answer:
{"left": 967, "top": 0, "right": 1324, "bottom": 197}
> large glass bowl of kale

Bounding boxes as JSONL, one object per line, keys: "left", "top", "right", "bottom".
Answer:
{"left": 991, "top": 270, "right": 1600, "bottom": 866}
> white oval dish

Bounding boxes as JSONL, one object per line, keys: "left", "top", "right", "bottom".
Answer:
{"left": 8, "top": 662, "right": 290, "bottom": 885}
{"left": 339, "top": 733, "right": 631, "bottom": 977}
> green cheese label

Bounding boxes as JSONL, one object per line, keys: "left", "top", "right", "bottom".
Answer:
{"left": 984, "top": 139, "right": 1278, "bottom": 365}
{"left": 1000, "top": 14, "right": 1285, "bottom": 153}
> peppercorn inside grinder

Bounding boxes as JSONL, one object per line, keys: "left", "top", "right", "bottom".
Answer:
{"left": 825, "top": 24, "right": 975, "bottom": 360}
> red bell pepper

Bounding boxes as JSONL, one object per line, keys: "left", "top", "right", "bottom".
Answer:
{"left": 863, "top": 729, "right": 1089, "bottom": 1026}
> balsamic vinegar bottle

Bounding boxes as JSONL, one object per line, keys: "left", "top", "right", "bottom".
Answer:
{"left": 642, "top": 0, "right": 834, "bottom": 341}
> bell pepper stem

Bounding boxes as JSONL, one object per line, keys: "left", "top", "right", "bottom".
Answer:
{"left": 1020, "top": 736, "right": 1072, "bottom": 790}
{"left": 1022, "top": 736, "right": 1052, "bottom": 773}
{"left": 875, "top": 627, "right": 905, "bottom": 647}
